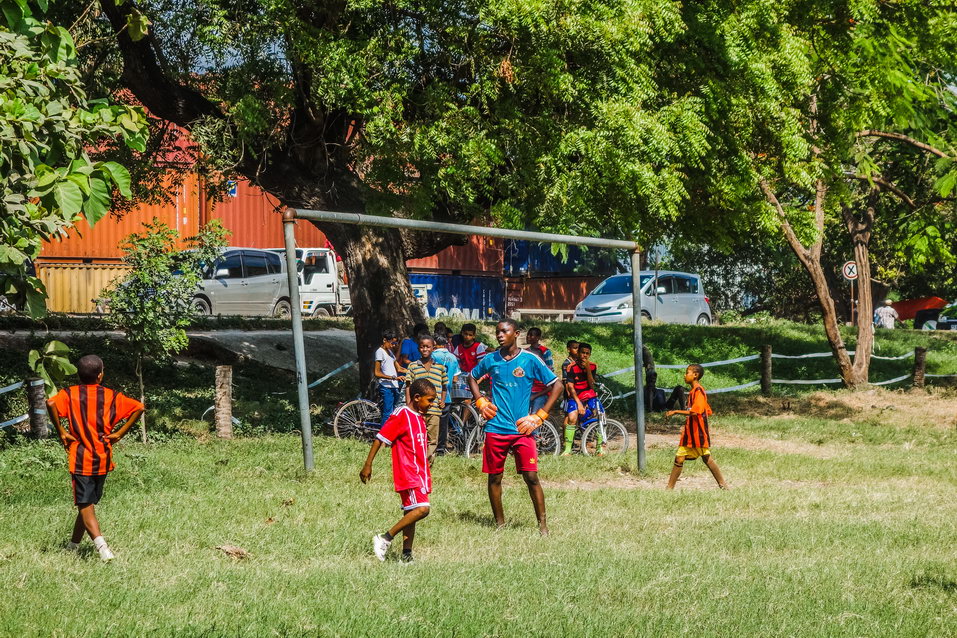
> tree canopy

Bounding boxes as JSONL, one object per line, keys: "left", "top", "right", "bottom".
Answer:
{"left": 0, "top": 0, "right": 147, "bottom": 315}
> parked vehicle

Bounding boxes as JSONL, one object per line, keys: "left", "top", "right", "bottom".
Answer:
{"left": 573, "top": 271, "right": 712, "bottom": 325}
{"left": 918, "top": 301, "right": 957, "bottom": 330}
{"left": 268, "top": 248, "right": 352, "bottom": 317}
{"left": 192, "top": 248, "right": 291, "bottom": 318}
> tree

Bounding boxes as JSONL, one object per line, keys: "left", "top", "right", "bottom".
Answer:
{"left": 0, "top": 0, "right": 148, "bottom": 316}
{"left": 73, "top": 0, "right": 710, "bottom": 384}
{"left": 103, "top": 218, "right": 227, "bottom": 442}
{"left": 669, "top": 1, "right": 957, "bottom": 386}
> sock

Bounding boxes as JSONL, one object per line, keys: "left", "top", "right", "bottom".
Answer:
{"left": 563, "top": 426, "right": 575, "bottom": 453}
{"left": 93, "top": 536, "right": 107, "bottom": 549}
{"left": 383, "top": 532, "right": 393, "bottom": 542}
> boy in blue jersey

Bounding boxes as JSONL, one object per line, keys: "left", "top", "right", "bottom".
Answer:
{"left": 467, "top": 319, "right": 564, "bottom": 535}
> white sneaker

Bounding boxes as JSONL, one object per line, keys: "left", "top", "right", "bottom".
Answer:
{"left": 97, "top": 544, "right": 115, "bottom": 562}
{"left": 372, "top": 534, "right": 391, "bottom": 561}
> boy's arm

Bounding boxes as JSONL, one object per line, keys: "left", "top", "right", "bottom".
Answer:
{"left": 106, "top": 408, "right": 144, "bottom": 442}
{"left": 45, "top": 401, "right": 76, "bottom": 445}
{"left": 359, "top": 439, "right": 383, "bottom": 483}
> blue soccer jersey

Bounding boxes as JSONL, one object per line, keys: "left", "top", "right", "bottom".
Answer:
{"left": 471, "top": 349, "right": 557, "bottom": 435}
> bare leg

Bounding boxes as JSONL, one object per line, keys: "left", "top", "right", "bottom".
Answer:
{"left": 71, "top": 512, "right": 85, "bottom": 544}
{"left": 703, "top": 455, "right": 728, "bottom": 489}
{"left": 403, "top": 522, "right": 416, "bottom": 552}
{"left": 77, "top": 504, "right": 102, "bottom": 539}
{"left": 387, "top": 506, "right": 430, "bottom": 539}
{"left": 487, "top": 473, "right": 505, "bottom": 527}
{"left": 666, "top": 456, "right": 685, "bottom": 489}
{"left": 522, "top": 471, "right": 548, "bottom": 536}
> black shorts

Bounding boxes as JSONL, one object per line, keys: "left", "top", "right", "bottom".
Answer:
{"left": 71, "top": 474, "right": 107, "bottom": 505}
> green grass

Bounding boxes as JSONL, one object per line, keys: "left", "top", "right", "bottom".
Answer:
{"left": 2, "top": 406, "right": 956, "bottom": 637}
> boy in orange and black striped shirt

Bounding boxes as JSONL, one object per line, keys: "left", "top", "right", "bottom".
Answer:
{"left": 47, "top": 355, "right": 144, "bottom": 561}
{"left": 665, "top": 364, "right": 728, "bottom": 490}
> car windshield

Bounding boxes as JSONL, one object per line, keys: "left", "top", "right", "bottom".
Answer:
{"left": 591, "top": 275, "right": 653, "bottom": 296}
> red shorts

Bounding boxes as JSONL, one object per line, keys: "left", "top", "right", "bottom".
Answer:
{"left": 398, "top": 486, "right": 431, "bottom": 511}
{"left": 482, "top": 432, "right": 539, "bottom": 475}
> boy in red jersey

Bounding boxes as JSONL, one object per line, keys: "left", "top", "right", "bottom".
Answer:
{"left": 360, "top": 378, "right": 437, "bottom": 562}
{"left": 665, "top": 364, "right": 728, "bottom": 490}
{"left": 524, "top": 327, "right": 554, "bottom": 415}
{"left": 562, "top": 342, "right": 601, "bottom": 455}
{"left": 451, "top": 323, "right": 487, "bottom": 374}
{"left": 46, "top": 355, "right": 144, "bottom": 561}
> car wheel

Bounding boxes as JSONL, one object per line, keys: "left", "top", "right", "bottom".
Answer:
{"left": 696, "top": 313, "right": 711, "bottom": 326}
{"left": 192, "top": 297, "right": 212, "bottom": 315}
{"left": 273, "top": 299, "right": 292, "bottom": 319}
{"left": 641, "top": 311, "right": 652, "bottom": 320}
{"left": 313, "top": 306, "right": 331, "bottom": 318}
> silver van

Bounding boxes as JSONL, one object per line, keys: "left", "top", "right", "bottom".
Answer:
{"left": 192, "top": 248, "right": 291, "bottom": 318}
{"left": 573, "top": 271, "right": 712, "bottom": 325}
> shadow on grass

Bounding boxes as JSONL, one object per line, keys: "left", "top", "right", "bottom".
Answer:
{"left": 455, "top": 510, "right": 499, "bottom": 528}
{"left": 911, "top": 572, "right": 957, "bottom": 593}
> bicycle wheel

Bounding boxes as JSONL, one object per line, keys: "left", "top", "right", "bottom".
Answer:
{"left": 444, "top": 413, "right": 468, "bottom": 456}
{"left": 465, "top": 425, "right": 485, "bottom": 459}
{"left": 333, "top": 399, "right": 380, "bottom": 439}
{"left": 452, "top": 402, "right": 482, "bottom": 438}
{"left": 535, "top": 419, "right": 561, "bottom": 456}
{"left": 581, "top": 418, "right": 629, "bottom": 455}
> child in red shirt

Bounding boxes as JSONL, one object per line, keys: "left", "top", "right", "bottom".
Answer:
{"left": 360, "top": 378, "right": 436, "bottom": 562}
{"left": 665, "top": 364, "right": 728, "bottom": 490}
{"left": 46, "top": 355, "right": 144, "bottom": 561}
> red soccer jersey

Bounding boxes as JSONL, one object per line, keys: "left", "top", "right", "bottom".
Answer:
{"left": 527, "top": 344, "right": 552, "bottom": 394}
{"left": 566, "top": 362, "right": 598, "bottom": 401}
{"left": 680, "top": 386, "right": 713, "bottom": 449}
{"left": 50, "top": 385, "right": 144, "bottom": 476}
{"left": 376, "top": 406, "right": 432, "bottom": 493}
{"left": 453, "top": 340, "right": 487, "bottom": 373}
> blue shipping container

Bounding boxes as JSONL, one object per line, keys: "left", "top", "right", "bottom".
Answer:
{"left": 409, "top": 274, "right": 504, "bottom": 320}
{"left": 504, "top": 240, "right": 619, "bottom": 277}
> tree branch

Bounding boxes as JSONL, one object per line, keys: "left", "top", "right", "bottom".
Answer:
{"left": 848, "top": 174, "right": 917, "bottom": 209}
{"left": 758, "top": 178, "right": 811, "bottom": 264}
{"left": 857, "top": 130, "right": 952, "bottom": 159}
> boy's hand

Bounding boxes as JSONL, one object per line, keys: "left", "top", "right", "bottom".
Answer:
{"left": 61, "top": 432, "right": 77, "bottom": 444}
{"left": 475, "top": 396, "right": 497, "bottom": 420}
{"left": 359, "top": 464, "right": 372, "bottom": 483}
{"left": 665, "top": 410, "right": 678, "bottom": 418}
{"left": 105, "top": 432, "right": 123, "bottom": 442}
{"left": 515, "top": 414, "right": 542, "bottom": 435}
{"left": 576, "top": 401, "right": 585, "bottom": 413}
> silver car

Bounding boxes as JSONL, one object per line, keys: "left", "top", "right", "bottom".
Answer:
{"left": 192, "top": 248, "right": 292, "bottom": 318}
{"left": 573, "top": 271, "right": 713, "bottom": 325}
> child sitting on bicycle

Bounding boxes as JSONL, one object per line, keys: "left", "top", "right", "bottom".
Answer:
{"left": 562, "top": 342, "right": 603, "bottom": 456}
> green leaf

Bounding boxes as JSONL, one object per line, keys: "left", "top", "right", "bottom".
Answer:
{"left": 99, "top": 161, "right": 132, "bottom": 197}
{"left": 66, "top": 172, "right": 91, "bottom": 196}
{"left": 935, "top": 171, "right": 957, "bottom": 198}
{"left": 82, "top": 177, "right": 111, "bottom": 226}
{"left": 27, "top": 349, "right": 41, "bottom": 372}
{"left": 126, "top": 9, "right": 151, "bottom": 42}
{"left": 53, "top": 180, "right": 83, "bottom": 216}
{"left": 24, "top": 285, "right": 46, "bottom": 318}
{"left": 44, "top": 340, "right": 70, "bottom": 356}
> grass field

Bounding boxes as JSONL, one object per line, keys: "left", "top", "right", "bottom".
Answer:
{"left": 2, "top": 388, "right": 956, "bottom": 637}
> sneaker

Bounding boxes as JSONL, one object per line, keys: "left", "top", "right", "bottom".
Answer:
{"left": 97, "top": 544, "right": 115, "bottom": 562}
{"left": 372, "top": 534, "right": 391, "bottom": 561}
{"left": 400, "top": 552, "right": 414, "bottom": 564}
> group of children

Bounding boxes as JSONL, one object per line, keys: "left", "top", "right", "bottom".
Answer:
{"left": 46, "top": 321, "right": 725, "bottom": 564}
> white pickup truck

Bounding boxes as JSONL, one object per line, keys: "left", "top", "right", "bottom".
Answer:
{"left": 270, "top": 248, "right": 352, "bottom": 317}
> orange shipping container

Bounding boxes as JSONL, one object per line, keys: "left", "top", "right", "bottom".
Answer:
{"left": 513, "top": 276, "right": 606, "bottom": 310}
{"left": 35, "top": 262, "right": 131, "bottom": 314}
{"left": 41, "top": 173, "right": 201, "bottom": 260}
{"left": 406, "top": 236, "right": 503, "bottom": 275}
{"left": 209, "top": 178, "right": 328, "bottom": 248}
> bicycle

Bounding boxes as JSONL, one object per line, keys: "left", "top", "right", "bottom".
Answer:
{"left": 463, "top": 403, "right": 562, "bottom": 459}
{"left": 563, "top": 382, "right": 629, "bottom": 456}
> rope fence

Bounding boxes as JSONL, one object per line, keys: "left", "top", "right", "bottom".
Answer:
{"left": 603, "top": 345, "right": 955, "bottom": 398}
{"left": 0, "top": 379, "right": 47, "bottom": 436}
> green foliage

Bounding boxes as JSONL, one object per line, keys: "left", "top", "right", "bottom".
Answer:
{"left": 0, "top": 0, "right": 148, "bottom": 317}
{"left": 103, "top": 219, "right": 229, "bottom": 366}
{"left": 26, "top": 339, "right": 75, "bottom": 397}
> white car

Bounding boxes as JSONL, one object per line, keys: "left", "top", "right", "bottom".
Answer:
{"left": 573, "top": 271, "right": 713, "bottom": 325}
{"left": 192, "top": 248, "right": 292, "bottom": 318}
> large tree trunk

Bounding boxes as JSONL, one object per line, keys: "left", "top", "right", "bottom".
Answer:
{"left": 843, "top": 191, "right": 879, "bottom": 385}
{"left": 315, "top": 221, "right": 426, "bottom": 388}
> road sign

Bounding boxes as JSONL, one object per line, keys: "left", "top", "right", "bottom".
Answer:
{"left": 842, "top": 261, "right": 858, "bottom": 281}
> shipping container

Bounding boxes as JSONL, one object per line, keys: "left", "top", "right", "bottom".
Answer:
{"left": 35, "top": 262, "right": 131, "bottom": 313}
{"left": 408, "top": 273, "right": 504, "bottom": 320}
{"left": 503, "top": 240, "right": 621, "bottom": 277}
{"left": 41, "top": 173, "right": 201, "bottom": 260}
{"left": 206, "top": 177, "right": 329, "bottom": 248}
{"left": 505, "top": 276, "right": 605, "bottom": 314}
{"left": 406, "top": 236, "right": 503, "bottom": 276}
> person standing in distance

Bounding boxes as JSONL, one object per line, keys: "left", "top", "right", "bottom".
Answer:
{"left": 874, "top": 299, "right": 900, "bottom": 329}
{"left": 467, "top": 319, "right": 564, "bottom": 535}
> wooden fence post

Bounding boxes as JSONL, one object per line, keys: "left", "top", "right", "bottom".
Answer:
{"left": 760, "top": 345, "right": 773, "bottom": 397}
{"left": 912, "top": 347, "right": 927, "bottom": 388}
{"left": 26, "top": 378, "right": 49, "bottom": 438}
{"left": 215, "top": 365, "right": 233, "bottom": 439}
